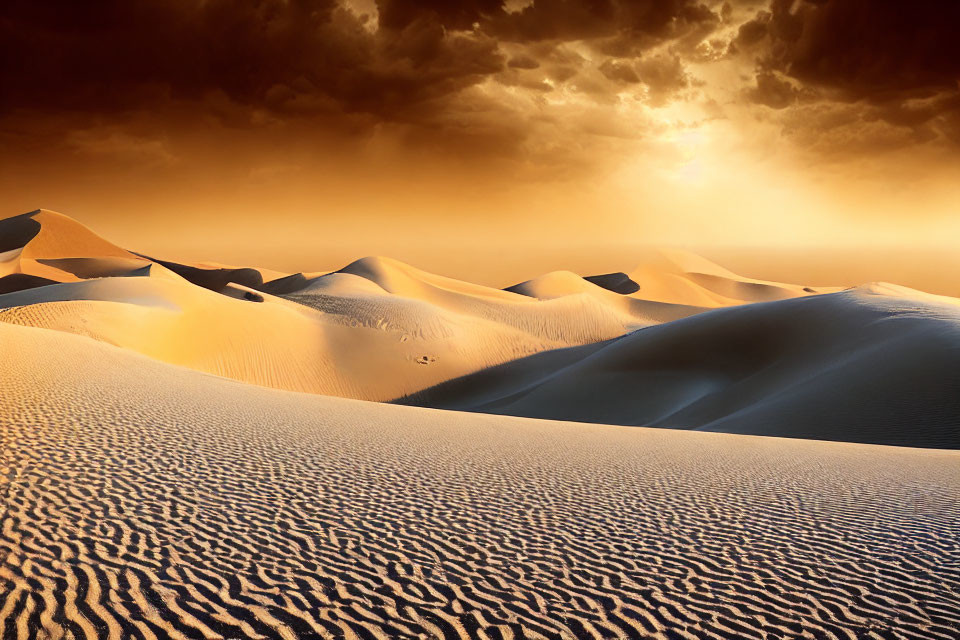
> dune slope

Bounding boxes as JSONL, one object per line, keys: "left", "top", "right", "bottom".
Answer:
{"left": 1, "top": 321, "right": 958, "bottom": 639}
{"left": 402, "top": 285, "right": 960, "bottom": 448}
{"left": 0, "top": 209, "right": 150, "bottom": 283}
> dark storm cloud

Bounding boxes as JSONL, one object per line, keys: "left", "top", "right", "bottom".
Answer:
{"left": 762, "top": 0, "right": 960, "bottom": 100}
{"left": 488, "top": 0, "right": 720, "bottom": 48}
{"left": 5, "top": 0, "right": 955, "bottom": 163}
{"left": 0, "top": 0, "right": 723, "bottom": 121}
{"left": 0, "top": 0, "right": 506, "bottom": 125}
{"left": 739, "top": 0, "right": 960, "bottom": 144}
{"left": 1, "top": 0, "right": 332, "bottom": 113}
{"left": 376, "top": 0, "right": 504, "bottom": 30}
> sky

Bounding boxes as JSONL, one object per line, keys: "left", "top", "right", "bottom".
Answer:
{"left": 1, "top": 0, "right": 959, "bottom": 288}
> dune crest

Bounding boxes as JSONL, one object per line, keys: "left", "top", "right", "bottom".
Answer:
{"left": 0, "top": 209, "right": 153, "bottom": 285}
{"left": 623, "top": 247, "right": 835, "bottom": 307}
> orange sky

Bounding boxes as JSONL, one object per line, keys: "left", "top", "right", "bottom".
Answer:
{"left": 1, "top": 0, "right": 958, "bottom": 290}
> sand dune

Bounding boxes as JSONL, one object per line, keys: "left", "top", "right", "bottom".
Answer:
{"left": 504, "top": 248, "right": 830, "bottom": 317}
{"left": 0, "top": 209, "right": 151, "bottom": 283}
{"left": 0, "top": 213, "right": 712, "bottom": 400}
{"left": 622, "top": 248, "right": 833, "bottom": 307}
{"left": 1, "top": 209, "right": 958, "bottom": 448}
{"left": 1, "top": 209, "right": 959, "bottom": 637}
{"left": 1, "top": 320, "right": 958, "bottom": 639}
{"left": 0, "top": 261, "right": 676, "bottom": 401}
{"left": 402, "top": 284, "right": 960, "bottom": 448}
{"left": 0, "top": 274, "right": 551, "bottom": 400}
{"left": 193, "top": 260, "right": 291, "bottom": 284}
{"left": 505, "top": 269, "right": 704, "bottom": 324}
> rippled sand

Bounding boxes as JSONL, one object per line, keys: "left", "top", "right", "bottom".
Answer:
{"left": 2, "top": 322, "right": 958, "bottom": 639}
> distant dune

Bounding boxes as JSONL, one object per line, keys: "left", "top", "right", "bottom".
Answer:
{"left": 0, "top": 211, "right": 710, "bottom": 401}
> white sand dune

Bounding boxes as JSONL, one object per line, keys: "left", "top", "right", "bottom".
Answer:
{"left": 402, "top": 284, "right": 960, "bottom": 448}
{"left": 1, "top": 320, "right": 958, "bottom": 639}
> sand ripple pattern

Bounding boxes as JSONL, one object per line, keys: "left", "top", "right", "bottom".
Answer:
{"left": 1, "top": 325, "right": 959, "bottom": 639}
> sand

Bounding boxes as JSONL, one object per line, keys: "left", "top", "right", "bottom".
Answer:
{"left": 1, "top": 320, "right": 959, "bottom": 639}
{"left": 0, "top": 214, "right": 708, "bottom": 401}
{"left": 0, "top": 271, "right": 668, "bottom": 401}
{"left": 620, "top": 248, "right": 835, "bottom": 308}
{"left": 402, "top": 284, "right": 960, "bottom": 448}
{"left": 2, "top": 210, "right": 959, "bottom": 446}
{"left": 0, "top": 210, "right": 150, "bottom": 284}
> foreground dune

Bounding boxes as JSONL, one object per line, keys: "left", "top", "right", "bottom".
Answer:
{"left": 1, "top": 320, "right": 958, "bottom": 639}
{"left": 402, "top": 284, "right": 960, "bottom": 448}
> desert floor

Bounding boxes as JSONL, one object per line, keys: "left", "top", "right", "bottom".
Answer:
{"left": 2, "top": 322, "right": 959, "bottom": 639}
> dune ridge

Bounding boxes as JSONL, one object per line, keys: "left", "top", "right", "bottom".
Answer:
{"left": 1, "top": 320, "right": 958, "bottom": 639}
{"left": 0, "top": 210, "right": 150, "bottom": 284}
{"left": 0, "top": 270, "right": 662, "bottom": 401}
{"left": 401, "top": 284, "right": 960, "bottom": 448}
{"left": 620, "top": 248, "right": 835, "bottom": 307}
{"left": 0, "top": 211, "right": 711, "bottom": 401}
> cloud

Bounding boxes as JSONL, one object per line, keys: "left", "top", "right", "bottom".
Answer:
{"left": 376, "top": 0, "right": 503, "bottom": 30}
{"left": 749, "top": 71, "right": 800, "bottom": 109}
{"left": 0, "top": 0, "right": 502, "bottom": 124}
{"left": 0, "top": 0, "right": 719, "bottom": 178}
{"left": 66, "top": 127, "right": 177, "bottom": 165}
{"left": 507, "top": 54, "right": 541, "bottom": 69}
{"left": 636, "top": 54, "right": 689, "bottom": 105}
{"left": 488, "top": 0, "right": 720, "bottom": 47}
{"left": 599, "top": 59, "right": 641, "bottom": 84}
{"left": 2, "top": 0, "right": 953, "bottom": 175}
{"left": 740, "top": 0, "right": 960, "bottom": 145}
{"left": 762, "top": 0, "right": 960, "bottom": 100}
{"left": 0, "top": 0, "right": 718, "bottom": 124}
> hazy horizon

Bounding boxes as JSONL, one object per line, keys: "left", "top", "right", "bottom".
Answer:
{"left": 3, "top": 0, "right": 958, "bottom": 282}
